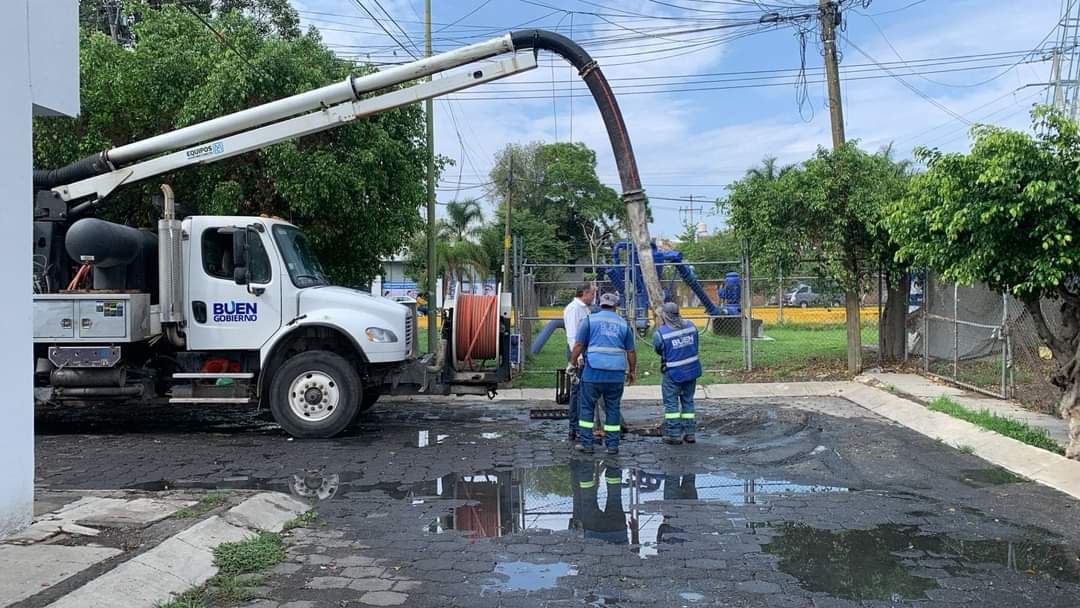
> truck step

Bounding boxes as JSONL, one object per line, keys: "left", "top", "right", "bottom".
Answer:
{"left": 169, "top": 397, "right": 253, "bottom": 404}
{"left": 173, "top": 372, "right": 254, "bottom": 379}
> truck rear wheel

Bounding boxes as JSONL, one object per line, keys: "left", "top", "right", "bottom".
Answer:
{"left": 269, "top": 350, "right": 360, "bottom": 438}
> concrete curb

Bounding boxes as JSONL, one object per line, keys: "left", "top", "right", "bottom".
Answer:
{"left": 45, "top": 492, "right": 310, "bottom": 608}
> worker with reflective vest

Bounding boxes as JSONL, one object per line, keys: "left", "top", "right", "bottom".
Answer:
{"left": 653, "top": 302, "right": 701, "bottom": 445}
{"left": 570, "top": 291, "right": 637, "bottom": 455}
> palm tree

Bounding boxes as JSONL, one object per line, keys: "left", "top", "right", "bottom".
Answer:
{"left": 443, "top": 199, "right": 483, "bottom": 242}
{"left": 745, "top": 156, "right": 794, "bottom": 181}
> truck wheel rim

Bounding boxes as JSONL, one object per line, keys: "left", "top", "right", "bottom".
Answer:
{"left": 288, "top": 371, "right": 340, "bottom": 422}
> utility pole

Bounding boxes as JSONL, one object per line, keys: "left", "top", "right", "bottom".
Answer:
{"left": 819, "top": 0, "right": 860, "bottom": 373}
{"left": 820, "top": 0, "right": 845, "bottom": 147}
{"left": 678, "top": 195, "right": 703, "bottom": 241}
{"left": 502, "top": 155, "right": 513, "bottom": 290}
{"left": 424, "top": 0, "right": 437, "bottom": 354}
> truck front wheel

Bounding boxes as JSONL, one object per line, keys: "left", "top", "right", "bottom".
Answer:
{"left": 270, "top": 350, "right": 361, "bottom": 438}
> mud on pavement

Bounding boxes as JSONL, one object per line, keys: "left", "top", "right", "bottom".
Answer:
{"left": 34, "top": 397, "right": 1080, "bottom": 607}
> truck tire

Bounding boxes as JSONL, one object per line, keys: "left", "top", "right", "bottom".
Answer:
{"left": 269, "top": 350, "right": 361, "bottom": 438}
{"left": 799, "top": 301, "right": 808, "bottom": 308}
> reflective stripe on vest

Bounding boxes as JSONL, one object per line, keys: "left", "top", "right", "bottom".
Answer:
{"left": 658, "top": 322, "right": 702, "bottom": 382}
{"left": 584, "top": 311, "right": 629, "bottom": 372}
{"left": 667, "top": 355, "right": 700, "bottom": 367}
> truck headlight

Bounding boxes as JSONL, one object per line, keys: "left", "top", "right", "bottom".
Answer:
{"left": 365, "top": 327, "right": 398, "bottom": 343}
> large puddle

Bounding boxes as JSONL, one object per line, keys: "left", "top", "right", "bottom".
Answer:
{"left": 764, "top": 523, "right": 1080, "bottom": 600}
{"left": 413, "top": 463, "right": 845, "bottom": 557}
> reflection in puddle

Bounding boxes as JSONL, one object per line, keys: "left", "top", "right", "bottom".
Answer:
{"left": 416, "top": 429, "right": 504, "bottom": 447}
{"left": 413, "top": 463, "right": 846, "bottom": 558}
{"left": 764, "top": 523, "right": 1080, "bottom": 601}
{"left": 482, "top": 560, "right": 574, "bottom": 592}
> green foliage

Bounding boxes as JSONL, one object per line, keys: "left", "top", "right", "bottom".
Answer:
{"left": 406, "top": 200, "right": 489, "bottom": 297}
{"left": 888, "top": 106, "right": 1080, "bottom": 302}
{"left": 676, "top": 230, "right": 742, "bottom": 280}
{"left": 478, "top": 206, "right": 570, "bottom": 282}
{"left": 38, "top": 3, "right": 427, "bottom": 285}
{"left": 927, "top": 396, "right": 1064, "bottom": 454}
{"left": 213, "top": 531, "right": 286, "bottom": 576}
{"left": 173, "top": 506, "right": 198, "bottom": 519}
{"left": 487, "top": 142, "right": 624, "bottom": 262}
{"left": 283, "top": 510, "right": 319, "bottom": 531}
{"left": 725, "top": 146, "right": 909, "bottom": 292}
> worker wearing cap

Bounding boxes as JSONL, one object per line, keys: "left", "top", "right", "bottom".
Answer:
{"left": 570, "top": 292, "right": 636, "bottom": 455}
{"left": 563, "top": 283, "right": 595, "bottom": 441}
{"left": 652, "top": 302, "right": 701, "bottom": 445}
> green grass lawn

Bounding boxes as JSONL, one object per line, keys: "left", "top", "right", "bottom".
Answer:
{"left": 514, "top": 323, "right": 878, "bottom": 388}
{"left": 927, "top": 396, "right": 1063, "bottom": 454}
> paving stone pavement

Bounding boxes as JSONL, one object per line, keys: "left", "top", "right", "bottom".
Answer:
{"left": 32, "top": 396, "right": 1080, "bottom": 607}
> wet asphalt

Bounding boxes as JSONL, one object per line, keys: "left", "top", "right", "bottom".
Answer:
{"left": 33, "top": 396, "right": 1080, "bottom": 607}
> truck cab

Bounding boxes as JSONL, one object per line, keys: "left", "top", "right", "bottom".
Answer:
{"left": 184, "top": 216, "right": 410, "bottom": 363}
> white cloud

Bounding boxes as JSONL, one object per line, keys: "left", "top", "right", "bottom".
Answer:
{"left": 294, "top": 0, "right": 1066, "bottom": 236}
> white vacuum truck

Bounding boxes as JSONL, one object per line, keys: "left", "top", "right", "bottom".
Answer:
{"left": 31, "top": 30, "right": 655, "bottom": 438}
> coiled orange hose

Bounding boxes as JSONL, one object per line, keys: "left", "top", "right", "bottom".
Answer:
{"left": 455, "top": 294, "right": 499, "bottom": 368}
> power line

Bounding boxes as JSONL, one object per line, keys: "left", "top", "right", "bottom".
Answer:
{"left": 841, "top": 35, "right": 972, "bottom": 125}
{"left": 177, "top": 0, "right": 271, "bottom": 81}
{"left": 348, "top": 0, "right": 418, "bottom": 59}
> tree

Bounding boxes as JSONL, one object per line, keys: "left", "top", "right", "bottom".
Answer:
{"left": 487, "top": 142, "right": 625, "bottom": 262}
{"left": 405, "top": 201, "right": 489, "bottom": 300}
{"left": 676, "top": 230, "right": 742, "bottom": 280}
{"left": 724, "top": 147, "right": 911, "bottom": 371}
{"left": 887, "top": 106, "right": 1080, "bottom": 458}
{"left": 37, "top": 3, "right": 427, "bottom": 286}
{"left": 442, "top": 199, "right": 483, "bottom": 242}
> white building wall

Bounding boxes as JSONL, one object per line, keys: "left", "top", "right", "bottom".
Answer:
{"left": 1, "top": 0, "right": 79, "bottom": 538}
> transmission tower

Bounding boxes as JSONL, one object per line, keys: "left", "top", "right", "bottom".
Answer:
{"left": 1049, "top": 0, "right": 1080, "bottom": 116}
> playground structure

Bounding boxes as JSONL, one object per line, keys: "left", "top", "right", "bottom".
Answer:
{"left": 530, "top": 241, "right": 761, "bottom": 354}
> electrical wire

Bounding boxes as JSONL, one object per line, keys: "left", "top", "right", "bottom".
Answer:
{"left": 177, "top": 0, "right": 272, "bottom": 81}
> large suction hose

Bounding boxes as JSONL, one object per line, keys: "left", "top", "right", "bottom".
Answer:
{"left": 33, "top": 29, "right": 664, "bottom": 314}
{"left": 509, "top": 30, "right": 664, "bottom": 316}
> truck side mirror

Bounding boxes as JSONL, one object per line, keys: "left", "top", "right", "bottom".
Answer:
{"left": 231, "top": 228, "right": 249, "bottom": 285}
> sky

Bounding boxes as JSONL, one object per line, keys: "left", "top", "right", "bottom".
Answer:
{"left": 288, "top": 0, "right": 1067, "bottom": 239}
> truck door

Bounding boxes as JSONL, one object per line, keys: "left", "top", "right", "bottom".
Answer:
{"left": 186, "top": 218, "right": 283, "bottom": 350}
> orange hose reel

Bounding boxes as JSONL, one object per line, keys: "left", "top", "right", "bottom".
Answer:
{"left": 454, "top": 293, "right": 500, "bottom": 369}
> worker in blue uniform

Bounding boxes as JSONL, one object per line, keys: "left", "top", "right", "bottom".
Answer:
{"left": 652, "top": 302, "right": 702, "bottom": 445}
{"left": 570, "top": 291, "right": 636, "bottom": 455}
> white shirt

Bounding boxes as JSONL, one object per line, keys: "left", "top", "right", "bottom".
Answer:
{"left": 563, "top": 297, "right": 590, "bottom": 351}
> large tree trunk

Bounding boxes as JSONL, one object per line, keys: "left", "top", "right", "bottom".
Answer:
{"left": 846, "top": 289, "right": 862, "bottom": 373}
{"left": 880, "top": 274, "right": 910, "bottom": 362}
{"left": 1023, "top": 297, "right": 1080, "bottom": 459}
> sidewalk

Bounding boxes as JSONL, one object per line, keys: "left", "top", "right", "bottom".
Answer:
{"left": 860, "top": 371, "right": 1069, "bottom": 447}
{"left": 1, "top": 490, "right": 308, "bottom": 608}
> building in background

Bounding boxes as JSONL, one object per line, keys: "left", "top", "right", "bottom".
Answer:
{"left": 1, "top": 0, "right": 80, "bottom": 537}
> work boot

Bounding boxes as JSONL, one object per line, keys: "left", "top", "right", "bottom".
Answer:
{"left": 605, "top": 447, "right": 619, "bottom": 455}
{"left": 683, "top": 434, "right": 696, "bottom": 444}
{"left": 574, "top": 443, "right": 594, "bottom": 455}
{"left": 662, "top": 436, "right": 683, "bottom": 446}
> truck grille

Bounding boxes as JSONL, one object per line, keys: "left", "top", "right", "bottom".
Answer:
{"left": 404, "top": 312, "right": 416, "bottom": 357}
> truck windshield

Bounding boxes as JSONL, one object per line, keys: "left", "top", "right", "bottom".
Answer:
{"left": 273, "top": 225, "right": 330, "bottom": 288}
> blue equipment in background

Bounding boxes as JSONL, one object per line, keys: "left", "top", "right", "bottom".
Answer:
{"left": 529, "top": 241, "right": 747, "bottom": 353}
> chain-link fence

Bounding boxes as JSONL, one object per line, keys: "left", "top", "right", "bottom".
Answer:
{"left": 911, "top": 272, "right": 1062, "bottom": 412}
{"left": 509, "top": 240, "right": 883, "bottom": 387}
